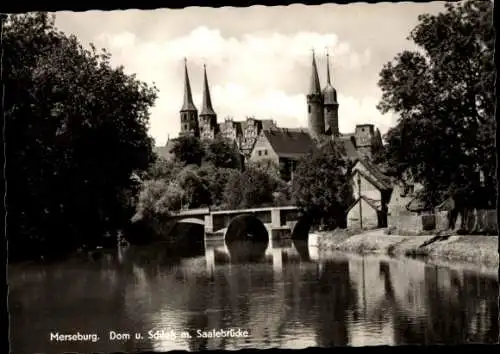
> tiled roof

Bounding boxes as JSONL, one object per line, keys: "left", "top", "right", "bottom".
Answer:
{"left": 263, "top": 128, "right": 318, "bottom": 159}
{"left": 356, "top": 158, "right": 393, "bottom": 190}
{"left": 353, "top": 169, "right": 388, "bottom": 192}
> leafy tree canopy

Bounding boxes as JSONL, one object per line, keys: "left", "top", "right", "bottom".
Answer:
{"left": 203, "top": 135, "right": 242, "bottom": 169}
{"left": 377, "top": 0, "right": 495, "bottom": 207}
{"left": 171, "top": 135, "right": 205, "bottom": 166}
{"left": 292, "top": 147, "right": 353, "bottom": 229}
{"left": 5, "top": 13, "right": 157, "bottom": 259}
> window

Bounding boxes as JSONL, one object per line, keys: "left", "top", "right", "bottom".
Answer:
{"left": 258, "top": 150, "right": 262, "bottom": 156}
{"left": 184, "top": 124, "right": 188, "bottom": 130}
{"left": 264, "top": 150, "right": 268, "bottom": 156}
{"left": 308, "top": 105, "right": 311, "bottom": 113}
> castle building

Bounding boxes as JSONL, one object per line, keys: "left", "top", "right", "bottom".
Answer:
{"left": 157, "top": 53, "right": 383, "bottom": 164}
{"left": 175, "top": 60, "right": 276, "bottom": 158}
{"left": 305, "top": 50, "right": 382, "bottom": 161}
{"left": 154, "top": 53, "right": 394, "bottom": 231}
{"left": 179, "top": 59, "right": 200, "bottom": 138}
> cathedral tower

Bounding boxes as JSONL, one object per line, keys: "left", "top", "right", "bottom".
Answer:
{"left": 199, "top": 64, "right": 218, "bottom": 140}
{"left": 180, "top": 59, "right": 199, "bottom": 137}
{"left": 323, "top": 52, "right": 339, "bottom": 137}
{"left": 306, "top": 50, "right": 325, "bottom": 140}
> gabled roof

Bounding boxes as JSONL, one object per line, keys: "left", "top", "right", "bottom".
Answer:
{"left": 352, "top": 169, "right": 388, "bottom": 192}
{"left": 352, "top": 158, "right": 393, "bottom": 190}
{"left": 262, "top": 128, "right": 318, "bottom": 159}
{"left": 240, "top": 118, "right": 262, "bottom": 133}
{"left": 347, "top": 196, "right": 383, "bottom": 213}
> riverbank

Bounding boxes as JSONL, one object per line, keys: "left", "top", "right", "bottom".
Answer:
{"left": 316, "top": 229, "right": 499, "bottom": 269}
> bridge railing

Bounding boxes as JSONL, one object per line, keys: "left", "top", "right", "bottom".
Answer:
{"left": 210, "top": 205, "right": 298, "bottom": 215}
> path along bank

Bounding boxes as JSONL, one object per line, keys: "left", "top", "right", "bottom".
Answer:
{"left": 314, "top": 229, "right": 499, "bottom": 270}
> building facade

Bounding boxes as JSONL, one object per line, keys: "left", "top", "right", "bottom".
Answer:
{"left": 250, "top": 128, "right": 318, "bottom": 181}
{"left": 169, "top": 54, "right": 384, "bottom": 161}
{"left": 346, "top": 159, "right": 393, "bottom": 229}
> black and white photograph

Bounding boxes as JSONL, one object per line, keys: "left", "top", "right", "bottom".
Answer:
{"left": 5, "top": 1, "right": 498, "bottom": 353}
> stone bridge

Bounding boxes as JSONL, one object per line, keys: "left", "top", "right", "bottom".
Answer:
{"left": 170, "top": 205, "right": 307, "bottom": 239}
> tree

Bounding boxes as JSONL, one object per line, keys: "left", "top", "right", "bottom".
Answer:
{"left": 377, "top": 0, "right": 495, "bottom": 211}
{"left": 171, "top": 135, "right": 205, "bottom": 166}
{"left": 222, "top": 166, "right": 281, "bottom": 209}
{"left": 5, "top": 13, "right": 157, "bottom": 259}
{"left": 133, "top": 179, "right": 184, "bottom": 222}
{"left": 292, "top": 147, "right": 353, "bottom": 229}
{"left": 203, "top": 135, "right": 242, "bottom": 169}
{"left": 197, "top": 163, "right": 236, "bottom": 208}
{"left": 145, "top": 156, "right": 184, "bottom": 181}
{"left": 247, "top": 158, "right": 281, "bottom": 180}
{"left": 177, "top": 165, "right": 211, "bottom": 208}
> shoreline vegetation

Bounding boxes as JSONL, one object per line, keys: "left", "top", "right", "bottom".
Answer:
{"left": 315, "top": 229, "right": 499, "bottom": 271}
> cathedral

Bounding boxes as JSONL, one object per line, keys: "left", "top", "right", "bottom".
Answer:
{"left": 154, "top": 54, "right": 402, "bottom": 231}
{"left": 158, "top": 52, "right": 383, "bottom": 162}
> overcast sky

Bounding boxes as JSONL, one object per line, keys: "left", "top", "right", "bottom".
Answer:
{"left": 53, "top": 3, "right": 446, "bottom": 146}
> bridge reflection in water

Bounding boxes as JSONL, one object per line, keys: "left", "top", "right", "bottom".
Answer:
{"left": 8, "top": 226, "right": 499, "bottom": 353}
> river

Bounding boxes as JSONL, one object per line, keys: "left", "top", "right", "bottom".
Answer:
{"left": 8, "top": 235, "right": 498, "bottom": 353}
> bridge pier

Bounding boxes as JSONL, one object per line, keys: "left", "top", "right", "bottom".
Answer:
{"left": 272, "top": 248, "right": 283, "bottom": 274}
{"left": 204, "top": 214, "right": 214, "bottom": 233}
{"left": 205, "top": 247, "right": 215, "bottom": 276}
{"left": 271, "top": 208, "right": 282, "bottom": 228}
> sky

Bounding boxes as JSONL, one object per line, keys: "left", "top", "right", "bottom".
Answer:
{"left": 53, "top": 2, "right": 447, "bottom": 146}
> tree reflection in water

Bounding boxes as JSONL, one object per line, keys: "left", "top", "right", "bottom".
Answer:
{"left": 9, "top": 237, "right": 499, "bottom": 353}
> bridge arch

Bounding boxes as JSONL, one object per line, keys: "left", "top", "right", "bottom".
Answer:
{"left": 224, "top": 214, "right": 269, "bottom": 243}
{"left": 177, "top": 218, "right": 205, "bottom": 226}
{"left": 168, "top": 218, "right": 205, "bottom": 254}
{"left": 291, "top": 214, "right": 312, "bottom": 240}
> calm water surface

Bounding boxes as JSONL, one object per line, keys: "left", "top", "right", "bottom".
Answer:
{"left": 9, "top": 236, "right": 499, "bottom": 353}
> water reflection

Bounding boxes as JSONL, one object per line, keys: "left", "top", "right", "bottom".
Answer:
{"left": 225, "top": 240, "right": 268, "bottom": 264}
{"left": 8, "top": 234, "right": 499, "bottom": 353}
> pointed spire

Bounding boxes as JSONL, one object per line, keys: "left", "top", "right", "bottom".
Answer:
{"left": 309, "top": 49, "right": 321, "bottom": 95}
{"left": 181, "top": 58, "right": 197, "bottom": 112}
{"left": 326, "top": 49, "right": 331, "bottom": 85}
{"left": 200, "top": 63, "right": 216, "bottom": 116}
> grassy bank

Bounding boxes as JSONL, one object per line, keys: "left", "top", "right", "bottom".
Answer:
{"left": 317, "top": 229, "right": 499, "bottom": 268}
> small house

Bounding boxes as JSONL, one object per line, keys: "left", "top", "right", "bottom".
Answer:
{"left": 346, "top": 158, "right": 393, "bottom": 229}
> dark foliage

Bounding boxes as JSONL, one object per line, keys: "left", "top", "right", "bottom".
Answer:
{"left": 377, "top": 0, "right": 495, "bottom": 209}
{"left": 5, "top": 13, "right": 157, "bottom": 261}
{"left": 292, "top": 141, "right": 354, "bottom": 229}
